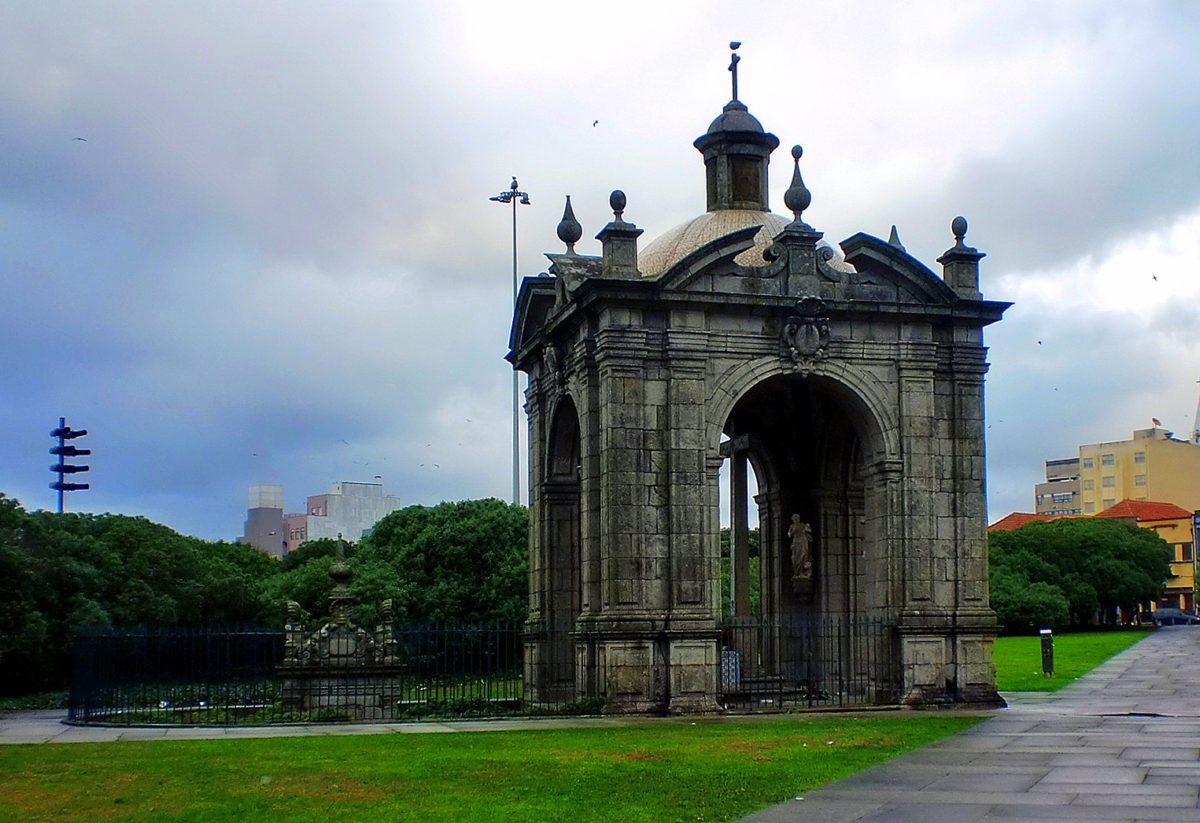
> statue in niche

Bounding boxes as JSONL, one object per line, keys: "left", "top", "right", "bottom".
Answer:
{"left": 788, "top": 514, "right": 814, "bottom": 594}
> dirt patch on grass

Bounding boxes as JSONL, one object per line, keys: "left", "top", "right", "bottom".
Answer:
{"left": 259, "top": 769, "right": 387, "bottom": 802}
{"left": 2, "top": 771, "right": 184, "bottom": 822}
{"left": 622, "top": 751, "right": 663, "bottom": 762}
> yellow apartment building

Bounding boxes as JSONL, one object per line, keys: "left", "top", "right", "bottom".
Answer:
{"left": 1037, "top": 427, "right": 1200, "bottom": 516}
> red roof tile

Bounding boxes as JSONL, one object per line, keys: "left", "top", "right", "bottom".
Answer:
{"left": 1094, "top": 499, "right": 1193, "bottom": 521}
{"left": 988, "top": 512, "right": 1070, "bottom": 532}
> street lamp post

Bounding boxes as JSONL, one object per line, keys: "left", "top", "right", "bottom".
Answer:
{"left": 490, "top": 177, "right": 530, "bottom": 505}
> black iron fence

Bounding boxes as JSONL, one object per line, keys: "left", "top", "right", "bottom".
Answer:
{"left": 69, "top": 624, "right": 284, "bottom": 725}
{"left": 68, "top": 623, "right": 532, "bottom": 725}
{"left": 69, "top": 617, "right": 899, "bottom": 724}
{"left": 719, "top": 615, "right": 899, "bottom": 709}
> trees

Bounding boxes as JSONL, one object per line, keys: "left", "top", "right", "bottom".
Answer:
{"left": 353, "top": 499, "right": 528, "bottom": 625}
{"left": 0, "top": 493, "right": 530, "bottom": 694}
{"left": 0, "top": 496, "right": 279, "bottom": 694}
{"left": 988, "top": 517, "right": 1172, "bottom": 633}
{"left": 258, "top": 538, "right": 350, "bottom": 624}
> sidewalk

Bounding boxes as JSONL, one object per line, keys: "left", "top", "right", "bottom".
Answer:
{"left": 0, "top": 708, "right": 711, "bottom": 745}
{"left": 740, "top": 626, "right": 1200, "bottom": 822}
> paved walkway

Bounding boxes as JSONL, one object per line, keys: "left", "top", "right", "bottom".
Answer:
{"left": 0, "top": 708, "right": 711, "bottom": 745}
{"left": 741, "top": 626, "right": 1200, "bottom": 822}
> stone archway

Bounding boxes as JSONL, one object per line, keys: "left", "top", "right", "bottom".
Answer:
{"left": 720, "top": 372, "right": 899, "bottom": 704}
{"left": 526, "top": 394, "right": 582, "bottom": 703}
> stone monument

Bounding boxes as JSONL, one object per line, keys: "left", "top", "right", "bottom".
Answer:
{"left": 508, "top": 46, "right": 1008, "bottom": 711}
{"left": 279, "top": 538, "right": 402, "bottom": 719}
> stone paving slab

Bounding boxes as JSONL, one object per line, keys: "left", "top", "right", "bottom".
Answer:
{"left": 739, "top": 626, "right": 1200, "bottom": 822}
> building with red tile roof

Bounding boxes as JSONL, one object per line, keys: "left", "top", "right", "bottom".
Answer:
{"left": 1094, "top": 499, "right": 1192, "bottom": 521}
{"left": 988, "top": 512, "right": 1072, "bottom": 532}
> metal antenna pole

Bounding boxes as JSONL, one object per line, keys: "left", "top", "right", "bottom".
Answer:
{"left": 490, "top": 177, "right": 530, "bottom": 506}
{"left": 57, "top": 417, "right": 64, "bottom": 514}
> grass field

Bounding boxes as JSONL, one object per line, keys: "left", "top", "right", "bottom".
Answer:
{"left": 0, "top": 715, "right": 981, "bottom": 823}
{"left": 993, "top": 629, "right": 1151, "bottom": 691}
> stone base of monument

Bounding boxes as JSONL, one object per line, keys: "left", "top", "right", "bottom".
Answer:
{"left": 280, "top": 666, "right": 402, "bottom": 721}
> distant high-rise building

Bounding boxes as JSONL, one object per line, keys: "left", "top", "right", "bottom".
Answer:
{"left": 241, "top": 484, "right": 287, "bottom": 558}
{"left": 241, "top": 481, "right": 404, "bottom": 556}
{"left": 1036, "top": 427, "right": 1200, "bottom": 515}
{"left": 300, "top": 481, "right": 403, "bottom": 546}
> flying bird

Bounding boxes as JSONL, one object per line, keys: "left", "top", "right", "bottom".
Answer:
{"left": 72, "top": 137, "right": 87, "bottom": 141}
{"left": 592, "top": 120, "right": 599, "bottom": 127}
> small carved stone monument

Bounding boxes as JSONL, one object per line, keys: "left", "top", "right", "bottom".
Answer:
{"left": 279, "top": 537, "right": 402, "bottom": 720}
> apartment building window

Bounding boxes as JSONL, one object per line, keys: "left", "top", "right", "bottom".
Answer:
{"left": 1082, "top": 458, "right": 1094, "bottom": 468}
{"left": 1102, "top": 476, "right": 1115, "bottom": 487}
{"left": 1135, "top": 474, "right": 1146, "bottom": 485}
{"left": 1134, "top": 451, "right": 1146, "bottom": 463}
{"left": 1181, "top": 543, "right": 1194, "bottom": 562}
{"left": 1084, "top": 502, "right": 1095, "bottom": 513}
{"left": 1083, "top": 479, "right": 1094, "bottom": 490}
{"left": 1052, "top": 492, "right": 1074, "bottom": 503}
{"left": 1103, "top": 498, "right": 1115, "bottom": 508}
{"left": 1101, "top": 454, "right": 1115, "bottom": 466}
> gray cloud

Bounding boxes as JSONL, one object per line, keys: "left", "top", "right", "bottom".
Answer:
{"left": 3, "top": 1, "right": 1200, "bottom": 537}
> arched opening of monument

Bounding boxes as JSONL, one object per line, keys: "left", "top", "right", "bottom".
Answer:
{"left": 719, "top": 373, "right": 898, "bottom": 706}
{"left": 717, "top": 442, "right": 761, "bottom": 618}
{"left": 536, "top": 395, "right": 582, "bottom": 701}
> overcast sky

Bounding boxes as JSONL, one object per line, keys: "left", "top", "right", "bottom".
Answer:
{"left": 3, "top": 1, "right": 1200, "bottom": 539}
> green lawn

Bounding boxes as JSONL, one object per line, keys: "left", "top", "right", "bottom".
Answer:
{"left": 993, "top": 629, "right": 1151, "bottom": 691}
{"left": 0, "top": 715, "right": 980, "bottom": 823}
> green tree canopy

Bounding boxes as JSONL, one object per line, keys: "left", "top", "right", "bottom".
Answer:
{"left": 989, "top": 517, "right": 1172, "bottom": 632}
{"left": 352, "top": 499, "right": 528, "bottom": 625}
{"left": 0, "top": 493, "right": 530, "bottom": 695}
{"left": 0, "top": 495, "right": 280, "bottom": 694}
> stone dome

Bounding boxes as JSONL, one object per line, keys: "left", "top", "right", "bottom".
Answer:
{"left": 639, "top": 209, "right": 790, "bottom": 278}
{"left": 705, "top": 100, "right": 766, "bottom": 135}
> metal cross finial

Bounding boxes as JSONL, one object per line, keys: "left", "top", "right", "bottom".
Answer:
{"left": 729, "top": 41, "right": 742, "bottom": 102}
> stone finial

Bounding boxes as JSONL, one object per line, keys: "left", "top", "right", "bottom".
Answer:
{"left": 328, "top": 534, "right": 354, "bottom": 624}
{"left": 557, "top": 195, "right": 583, "bottom": 254}
{"left": 783, "top": 145, "right": 812, "bottom": 225}
{"left": 937, "top": 215, "right": 985, "bottom": 300}
{"left": 888, "top": 225, "right": 906, "bottom": 252}
{"left": 596, "top": 189, "right": 643, "bottom": 279}
{"left": 952, "top": 215, "right": 969, "bottom": 249}
{"left": 610, "top": 189, "right": 627, "bottom": 223}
